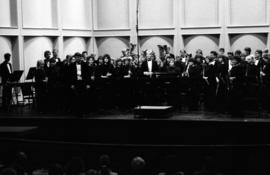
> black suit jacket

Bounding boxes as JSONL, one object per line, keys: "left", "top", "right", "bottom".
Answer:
{"left": 68, "top": 62, "right": 90, "bottom": 86}
{"left": 140, "top": 60, "right": 159, "bottom": 72}
{"left": 0, "top": 61, "right": 12, "bottom": 84}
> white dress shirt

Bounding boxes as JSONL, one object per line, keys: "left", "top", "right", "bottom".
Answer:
{"left": 76, "top": 63, "right": 82, "bottom": 80}
{"left": 147, "top": 60, "right": 153, "bottom": 72}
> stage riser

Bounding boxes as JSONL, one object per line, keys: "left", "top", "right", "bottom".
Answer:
{"left": 0, "top": 118, "right": 270, "bottom": 145}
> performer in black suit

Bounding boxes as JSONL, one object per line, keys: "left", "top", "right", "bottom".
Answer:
{"left": 0, "top": 53, "right": 13, "bottom": 111}
{"left": 69, "top": 53, "right": 91, "bottom": 115}
{"left": 187, "top": 58, "right": 203, "bottom": 110}
{"left": 43, "top": 50, "right": 51, "bottom": 75}
{"left": 260, "top": 54, "right": 270, "bottom": 111}
{"left": 140, "top": 50, "right": 159, "bottom": 76}
{"left": 35, "top": 60, "right": 48, "bottom": 113}
{"left": 228, "top": 56, "right": 246, "bottom": 117}
{"left": 203, "top": 51, "right": 218, "bottom": 110}
{"left": 244, "top": 55, "right": 260, "bottom": 109}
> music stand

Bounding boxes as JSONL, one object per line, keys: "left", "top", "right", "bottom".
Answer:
{"left": 26, "top": 67, "right": 36, "bottom": 81}
{"left": 9, "top": 70, "right": 24, "bottom": 82}
{"left": 9, "top": 70, "right": 24, "bottom": 106}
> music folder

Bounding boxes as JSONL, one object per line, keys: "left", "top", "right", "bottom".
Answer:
{"left": 9, "top": 70, "right": 24, "bottom": 82}
{"left": 26, "top": 67, "right": 37, "bottom": 80}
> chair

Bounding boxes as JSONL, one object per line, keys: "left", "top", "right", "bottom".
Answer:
{"left": 21, "top": 83, "right": 35, "bottom": 105}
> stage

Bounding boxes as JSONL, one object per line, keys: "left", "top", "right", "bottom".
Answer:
{"left": 1, "top": 107, "right": 270, "bottom": 147}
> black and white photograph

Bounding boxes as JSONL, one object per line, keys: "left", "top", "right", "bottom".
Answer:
{"left": 1, "top": 0, "right": 270, "bottom": 174}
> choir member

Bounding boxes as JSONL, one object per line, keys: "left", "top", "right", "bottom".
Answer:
{"left": 203, "top": 51, "right": 218, "bottom": 110}
{"left": 244, "top": 47, "right": 251, "bottom": 57}
{"left": 51, "top": 49, "right": 61, "bottom": 63}
{"left": 43, "top": 50, "right": 51, "bottom": 74}
{"left": 47, "top": 56, "right": 63, "bottom": 112}
{"left": 187, "top": 58, "right": 203, "bottom": 110}
{"left": 244, "top": 55, "right": 260, "bottom": 109}
{"left": 218, "top": 48, "right": 225, "bottom": 56}
{"left": 228, "top": 56, "right": 246, "bottom": 117}
{"left": 35, "top": 60, "right": 48, "bottom": 113}
{"left": 260, "top": 54, "right": 270, "bottom": 111}
{"left": 0, "top": 53, "right": 13, "bottom": 111}
{"left": 215, "top": 55, "right": 229, "bottom": 112}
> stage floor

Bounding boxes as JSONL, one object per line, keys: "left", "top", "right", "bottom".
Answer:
{"left": 1, "top": 106, "right": 270, "bottom": 123}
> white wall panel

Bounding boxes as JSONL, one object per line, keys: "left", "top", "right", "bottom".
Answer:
{"left": 94, "top": 0, "right": 129, "bottom": 29}
{"left": 24, "top": 37, "right": 55, "bottom": 75}
{"left": 62, "top": 0, "right": 91, "bottom": 29}
{"left": 139, "top": 0, "right": 174, "bottom": 28}
{"left": 64, "top": 37, "right": 89, "bottom": 57}
{"left": 22, "top": 0, "right": 57, "bottom": 28}
{"left": 184, "top": 0, "right": 218, "bottom": 27}
{"left": 97, "top": 37, "right": 129, "bottom": 59}
{"left": 230, "top": 34, "right": 267, "bottom": 54}
{"left": 230, "top": 0, "right": 267, "bottom": 26}
{"left": 0, "top": 36, "right": 13, "bottom": 64}
{"left": 184, "top": 35, "right": 219, "bottom": 56}
{"left": 140, "top": 36, "right": 173, "bottom": 59}
{"left": 0, "top": 0, "right": 17, "bottom": 27}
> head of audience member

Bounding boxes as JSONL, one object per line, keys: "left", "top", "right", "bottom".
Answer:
{"left": 65, "top": 157, "right": 85, "bottom": 175}
{"left": 103, "top": 54, "right": 111, "bottom": 65}
{"left": 99, "top": 155, "right": 113, "bottom": 175}
{"left": 86, "top": 169, "right": 98, "bottom": 175}
{"left": 44, "top": 51, "right": 51, "bottom": 60}
{"left": 146, "top": 50, "right": 155, "bottom": 61}
{"left": 37, "top": 59, "right": 45, "bottom": 69}
{"left": 255, "top": 50, "right": 263, "bottom": 60}
{"left": 195, "top": 49, "right": 203, "bottom": 56}
{"left": 245, "top": 55, "right": 255, "bottom": 64}
{"left": 130, "top": 156, "right": 146, "bottom": 175}
{"left": 0, "top": 168, "right": 17, "bottom": 175}
{"left": 10, "top": 152, "right": 28, "bottom": 175}
{"left": 82, "top": 51, "right": 88, "bottom": 58}
{"left": 99, "top": 154, "right": 111, "bottom": 168}
{"left": 48, "top": 163, "right": 64, "bottom": 175}
{"left": 98, "top": 56, "right": 104, "bottom": 65}
{"left": 4, "top": 53, "right": 11, "bottom": 63}
{"left": 219, "top": 48, "right": 225, "bottom": 56}
{"left": 244, "top": 47, "right": 251, "bottom": 56}
{"left": 234, "top": 50, "right": 242, "bottom": 57}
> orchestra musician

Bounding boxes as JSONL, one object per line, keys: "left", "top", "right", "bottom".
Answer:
{"left": 0, "top": 53, "right": 13, "bottom": 111}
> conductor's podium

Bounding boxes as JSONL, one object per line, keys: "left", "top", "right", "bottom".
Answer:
{"left": 134, "top": 106, "right": 173, "bottom": 118}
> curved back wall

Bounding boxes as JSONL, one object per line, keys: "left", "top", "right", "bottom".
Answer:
{"left": 0, "top": 0, "right": 270, "bottom": 81}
